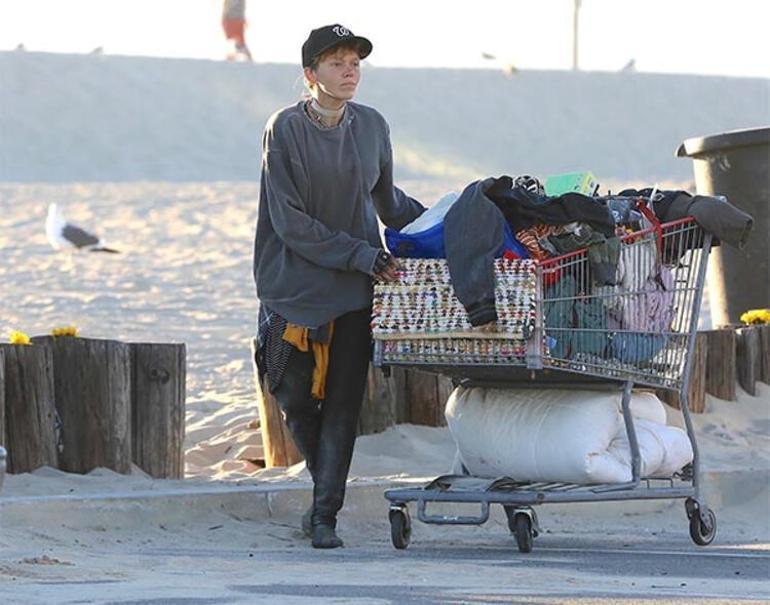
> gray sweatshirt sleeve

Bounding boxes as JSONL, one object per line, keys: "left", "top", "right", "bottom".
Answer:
{"left": 371, "top": 130, "right": 426, "bottom": 230}
{"left": 263, "top": 147, "right": 380, "bottom": 275}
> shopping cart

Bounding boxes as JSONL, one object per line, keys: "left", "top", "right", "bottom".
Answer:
{"left": 373, "top": 208, "right": 715, "bottom": 552}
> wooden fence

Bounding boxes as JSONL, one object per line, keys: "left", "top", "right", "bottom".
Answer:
{"left": 4, "top": 326, "right": 765, "bottom": 474}
{"left": 655, "top": 325, "right": 770, "bottom": 413}
{"left": 251, "top": 336, "right": 453, "bottom": 468}
{"left": 257, "top": 325, "right": 770, "bottom": 468}
{"left": 0, "top": 337, "right": 185, "bottom": 478}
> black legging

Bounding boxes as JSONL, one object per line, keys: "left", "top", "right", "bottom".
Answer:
{"left": 272, "top": 307, "right": 372, "bottom": 526}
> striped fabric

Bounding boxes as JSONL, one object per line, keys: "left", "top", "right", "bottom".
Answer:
{"left": 256, "top": 306, "right": 291, "bottom": 392}
{"left": 372, "top": 258, "right": 537, "bottom": 364}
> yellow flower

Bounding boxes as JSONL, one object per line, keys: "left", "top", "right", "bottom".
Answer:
{"left": 52, "top": 325, "right": 79, "bottom": 337}
{"left": 740, "top": 309, "right": 770, "bottom": 325}
{"left": 9, "top": 330, "right": 31, "bottom": 345}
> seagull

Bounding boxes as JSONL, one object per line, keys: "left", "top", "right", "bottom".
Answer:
{"left": 46, "top": 203, "right": 120, "bottom": 253}
{"left": 620, "top": 58, "right": 636, "bottom": 72}
{"left": 481, "top": 51, "right": 518, "bottom": 77}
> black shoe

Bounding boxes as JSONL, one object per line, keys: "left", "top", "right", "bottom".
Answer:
{"left": 311, "top": 524, "right": 343, "bottom": 549}
{"left": 301, "top": 506, "right": 313, "bottom": 538}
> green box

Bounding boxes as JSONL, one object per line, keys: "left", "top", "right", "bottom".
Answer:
{"left": 545, "top": 172, "right": 599, "bottom": 197}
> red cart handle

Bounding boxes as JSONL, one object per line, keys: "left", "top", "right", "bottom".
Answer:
{"left": 636, "top": 197, "right": 664, "bottom": 257}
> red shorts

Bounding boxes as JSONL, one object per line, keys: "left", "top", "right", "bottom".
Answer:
{"left": 222, "top": 18, "right": 246, "bottom": 45}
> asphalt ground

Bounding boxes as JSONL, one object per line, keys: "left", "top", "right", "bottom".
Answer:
{"left": 1, "top": 503, "right": 768, "bottom": 605}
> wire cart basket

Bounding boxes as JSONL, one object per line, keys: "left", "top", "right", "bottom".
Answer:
{"left": 373, "top": 210, "right": 716, "bottom": 552}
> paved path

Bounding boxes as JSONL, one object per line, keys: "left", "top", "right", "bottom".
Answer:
{"left": 2, "top": 511, "right": 768, "bottom": 604}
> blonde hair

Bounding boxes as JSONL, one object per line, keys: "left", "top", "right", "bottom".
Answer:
{"left": 309, "top": 40, "right": 364, "bottom": 69}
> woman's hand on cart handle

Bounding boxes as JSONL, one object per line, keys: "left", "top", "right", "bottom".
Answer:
{"left": 373, "top": 250, "right": 402, "bottom": 283}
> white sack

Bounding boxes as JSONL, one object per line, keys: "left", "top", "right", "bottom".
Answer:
{"left": 445, "top": 387, "right": 683, "bottom": 484}
{"left": 626, "top": 390, "right": 668, "bottom": 425}
{"left": 608, "top": 418, "right": 694, "bottom": 478}
{"left": 653, "top": 422, "right": 694, "bottom": 476}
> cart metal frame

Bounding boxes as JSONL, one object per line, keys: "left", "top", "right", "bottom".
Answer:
{"left": 374, "top": 214, "right": 717, "bottom": 552}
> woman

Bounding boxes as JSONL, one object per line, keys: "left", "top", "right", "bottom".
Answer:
{"left": 253, "top": 24, "right": 425, "bottom": 548}
{"left": 221, "top": 0, "right": 252, "bottom": 61}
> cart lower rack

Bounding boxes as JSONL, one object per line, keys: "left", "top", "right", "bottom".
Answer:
{"left": 374, "top": 216, "right": 716, "bottom": 552}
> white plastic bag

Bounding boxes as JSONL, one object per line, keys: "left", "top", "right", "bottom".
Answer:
{"left": 400, "top": 191, "right": 459, "bottom": 234}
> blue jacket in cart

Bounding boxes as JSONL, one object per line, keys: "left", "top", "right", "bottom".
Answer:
{"left": 385, "top": 219, "right": 528, "bottom": 260}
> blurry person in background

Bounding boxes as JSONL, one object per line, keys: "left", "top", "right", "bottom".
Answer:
{"left": 253, "top": 24, "right": 425, "bottom": 548}
{"left": 222, "top": 0, "right": 252, "bottom": 61}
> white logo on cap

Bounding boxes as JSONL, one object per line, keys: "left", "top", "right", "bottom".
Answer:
{"left": 332, "top": 26, "right": 350, "bottom": 37}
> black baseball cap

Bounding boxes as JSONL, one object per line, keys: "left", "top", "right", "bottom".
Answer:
{"left": 301, "top": 24, "right": 372, "bottom": 68}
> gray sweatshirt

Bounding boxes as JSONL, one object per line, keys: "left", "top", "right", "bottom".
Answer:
{"left": 253, "top": 101, "right": 425, "bottom": 328}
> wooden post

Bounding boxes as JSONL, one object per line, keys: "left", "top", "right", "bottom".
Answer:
{"left": 736, "top": 326, "right": 761, "bottom": 396}
{"left": 358, "top": 364, "right": 397, "bottom": 436}
{"left": 250, "top": 338, "right": 303, "bottom": 468}
{"left": 704, "top": 328, "right": 736, "bottom": 401}
{"left": 131, "top": 343, "right": 186, "bottom": 479}
{"left": 435, "top": 375, "right": 454, "bottom": 427}
{"left": 33, "top": 336, "right": 132, "bottom": 474}
{"left": 406, "top": 369, "right": 444, "bottom": 426}
{"left": 657, "top": 332, "right": 707, "bottom": 414}
{"left": 758, "top": 325, "right": 770, "bottom": 384}
{"left": 750, "top": 327, "right": 762, "bottom": 389}
{"left": 390, "top": 366, "right": 410, "bottom": 424}
{"left": 0, "top": 344, "right": 58, "bottom": 473}
{"left": 0, "top": 348, "right": 5, "bottom": 449}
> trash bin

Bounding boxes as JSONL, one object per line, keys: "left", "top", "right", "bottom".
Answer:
{"left": 0, "top": 446, "right": 6, "bottom": 492}
{"left": 677, "top": 126, "right": 770, "bottom": 326}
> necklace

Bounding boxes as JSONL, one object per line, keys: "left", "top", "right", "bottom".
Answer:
{"left": 306, "top": 99, "right": 345, "bottom": 128}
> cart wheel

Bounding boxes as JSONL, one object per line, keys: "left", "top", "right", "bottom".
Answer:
{"left": 389, "top": 506, "right": 411, "bottom": 550}
{"left": 513, "top": 512, "right": 534, "bottom": 553}
{"left": 689, "top": 507, "right": 717, "bottom": 546}
{"left": 684, "top": 497, "right": 698, "bottom": 519}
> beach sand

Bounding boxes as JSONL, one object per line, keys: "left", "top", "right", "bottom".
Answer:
{"left": 0, "top": 180, "right": 459, "bottom": 482}
{"left": 1, "top": 180, "right": 768, "bottom": 603}
{"left": 1, "top": 180, "right": 767, "bottom": 491}
{"left": 1, "top": 50, "right": 769, "bottom": 604}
